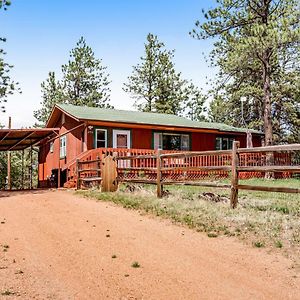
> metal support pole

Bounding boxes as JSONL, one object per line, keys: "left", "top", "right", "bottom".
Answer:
{"left": 7, "top": 116, "right": 11, "bottom": 190}
{"left": 22, "top": 149, "right": 24, "bottom": 189}
{"left": 30, "top": 145, "right": 33, "bottom": 189}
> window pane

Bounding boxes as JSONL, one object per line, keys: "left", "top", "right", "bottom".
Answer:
{"left": 228, "top": 139, "right": 234, "bottom": 150}
{"left": 181, "top": 135, "right": 189, "bottom": 150}
{"left": 153, "top": 133, "right": 162, "bottom": 149}
{"left": 97, "top": 140, "right": 106, "bottom": 148}
{"left": 222, "top": 138, "right": 228, "bottom": 150}
{"left": 117, "top": 134, "right": 128, "bottom": 148}
{"left": 163, "top": 134, "right": 180, "bottom": 150}
{"left": 97, "top": 130, "right": 105, "bottom": 141}
{"left": 50, "top": 142, "right": 54, "bottom": 153}
{"left": 216, "top": 137, "right": 222, "bottom": 150}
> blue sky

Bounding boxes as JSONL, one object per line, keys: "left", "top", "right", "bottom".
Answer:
{"left": 0, "top": 0, "right": 216, "bottom": 128}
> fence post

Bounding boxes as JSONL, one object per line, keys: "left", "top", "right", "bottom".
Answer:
{"left": 97, "top": 155, "right": 101, "bottom": 189}
{"left": 230, "top": 141, "right": 240, "bottom": 208}
{"left": 76, "top": 158, "right": 80, "bottom": 190}
{"left": 156, "top": 149, "right": 163, "bottom": 198}
{"left": 101, "top": 155, "right": 118, "bottom": 192}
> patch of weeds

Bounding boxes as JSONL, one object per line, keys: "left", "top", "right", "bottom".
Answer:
{"left": 106, "top": 234, "right": 110, "bottom": 238}
{"left": 275, "top": 240, "right": 283, "bottom": 248}
{"left": 207, "top": 232, "right": 218, "bottom": 238}
{"left": 253, "top": 241, "right": 265, "bottom": 248}
{"left": 131, "top": 261, "right": 140, "bottom": 268}
{"left": 15, "top": 269, "right": 24, "bottom": 274}
{"left": 111, "top": 254, "right": 117, "bottom": 259}
{"left": 183, "top": 214, "right": 194, "bottom": 228}
{"left": 272, "top": 205, "right": 290, "bottom": 214}
{"left": 1, "top": 290, "right": 15, "bottom": 296}
{"left": 124, "top": 274, "right": 129, "bottom": 277}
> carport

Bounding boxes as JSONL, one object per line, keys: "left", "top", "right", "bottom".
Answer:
{"left": 0, "top": 127, "right": 59, "bottom": 189}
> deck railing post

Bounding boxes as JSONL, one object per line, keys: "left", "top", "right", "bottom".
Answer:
{"left": 97, "top": 155, "right": 101, "bottom": 189}
{"left": 76, "top": 158, "right": 80, "bottom": 190}
{"left": 230, "top": 141, "right": 240, "bottom": 208}
{"left": 156, "top": 149, "right": 163, "bottom": 198}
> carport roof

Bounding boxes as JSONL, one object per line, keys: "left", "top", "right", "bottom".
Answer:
{"left": 0, "top": 128, "right": 59, "bottom": 151}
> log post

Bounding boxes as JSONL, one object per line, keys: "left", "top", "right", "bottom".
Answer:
{"left": 76, "top": 159, "right": 80, "bottom": 190}
{"left": 230, "top": 141, "right": 240, "bottom": 208}
{"left": 101, "top": 155, "right": 118, "bottom": 192}
{"left": 156, "top": 149, "right": 163, "bottom": 198}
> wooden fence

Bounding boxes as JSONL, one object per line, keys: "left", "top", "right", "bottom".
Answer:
{"left": 74, "top": 144, "right": 300, "bottom": 208}
{"left": 114, "top": 142, "right": 300, "bottom": 208}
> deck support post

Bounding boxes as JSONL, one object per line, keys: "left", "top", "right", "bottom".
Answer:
{"left": 230, "top": 141, "right": 240, "bottom": 208}
{"left": 58, "top": 137, "right": 61, "bottom": 188}
{"left": 76, "top": 159, "right": 80, "bottom": 190}
{"left": 30, "top": 145, "right": 33, "bottom": 189}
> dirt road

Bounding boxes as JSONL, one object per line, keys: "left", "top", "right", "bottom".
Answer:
{"left": 0, "top": 190, "right": 299, "bottom": 299}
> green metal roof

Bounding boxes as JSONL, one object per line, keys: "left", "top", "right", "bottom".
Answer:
{"left": 56, "top": 103, "right": 261, "bottom": 134}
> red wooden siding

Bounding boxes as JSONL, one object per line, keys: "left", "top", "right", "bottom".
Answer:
{"left": 38, "top": 115, "right": 262, "bottom": 187}
{"left": 132, "top": 128, "right": 152, "bottom": 149}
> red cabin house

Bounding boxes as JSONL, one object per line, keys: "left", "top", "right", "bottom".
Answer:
{"left": 38, "top": 104, "right": 262, "bottom": 187}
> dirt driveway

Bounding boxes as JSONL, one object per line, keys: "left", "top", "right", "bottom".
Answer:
{"left": 0, "top": 190, "right": 299, "bottom": 299}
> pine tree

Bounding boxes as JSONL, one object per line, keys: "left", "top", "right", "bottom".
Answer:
{"left": 124, "top": 33, "right": 204, "bottom": 116}
{"left": 0, "top": 0, "right": 19, "bottom": 112}
{"left": 62, "top": 37, "right": 112, "bottom": 108}
{"left": 34, "top": 72, "right": 65, "bottom": 125}
{"left": 34, "top": 37, "right": 113, "bottom": 125}
{"left": 191, "top": 0, "right": 300, "bottom": 145}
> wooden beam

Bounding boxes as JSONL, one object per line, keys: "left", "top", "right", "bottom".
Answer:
{"left": 160, "top": 149, "right": 232, "bottom": 158}
{"left": 238, "top": 166, "right": 300, "bottom": 172}
{"left": 0, "top": 131, "right": 10, "bottom": 143}
{"left": 161, "top": 166, "right": 231, "bottom": 172}
{"left": 8, "top": 131, "right": 36, "bottom": 151}
{"left": 237, "top": 185, "right": 300, "bottom": 193}
{"left": 237, "top": 144, "right": 300, "bottom": 153}
{"left": 162, "top": 181, "right": 231, "bottom": 188}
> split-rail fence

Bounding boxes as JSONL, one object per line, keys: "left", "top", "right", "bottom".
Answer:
{"left": 73, "top": 143, "right": 300, "bottom": 208}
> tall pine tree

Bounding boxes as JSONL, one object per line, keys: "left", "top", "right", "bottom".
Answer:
{"left": 191, "top": 0, "right": 300, "bottom": 145}
{"left": 124, "top": 33, "right": 205, "bottom": 117}
{"left": 34, "top": 37, "right": 112, "bottom": 125}
{"left": 0, "top": 0, "right": 19, "bottom": 112}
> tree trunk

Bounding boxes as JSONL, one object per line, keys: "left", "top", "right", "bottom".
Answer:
{"left": 262, "top": 52, "right": 273, "bottom": 147}
{"left": 262, "top": 49, "right": 274, "bottom": 179}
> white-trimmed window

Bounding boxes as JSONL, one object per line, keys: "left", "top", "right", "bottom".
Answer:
{"left": 216, "top": 137, "right": 234, "bottom": 150}
{"left": 95, "top": 129, "right": 107, "bottom": 148}
{"left": 60, "top": 135, "right": 67, "bottom": 158}
{"left": 153, "top": 132, "right": 190, "bottom": 151}
{"left": 50, "top": 141, "right": 54, "bottom": 153}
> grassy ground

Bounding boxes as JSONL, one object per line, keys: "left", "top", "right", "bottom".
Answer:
{"left": 76, "top": 178, "right": 300, "bottom": 268}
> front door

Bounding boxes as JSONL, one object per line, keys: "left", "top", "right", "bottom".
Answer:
{"left": 113, "top": 130, "right": 131, "bottom": 168}
{"left": 113, "top": 130, "right": 131, "bottom": 149}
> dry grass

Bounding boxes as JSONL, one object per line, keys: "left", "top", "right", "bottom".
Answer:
{"left": 76, "top": 178, "right": 300, "bottom": 266}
